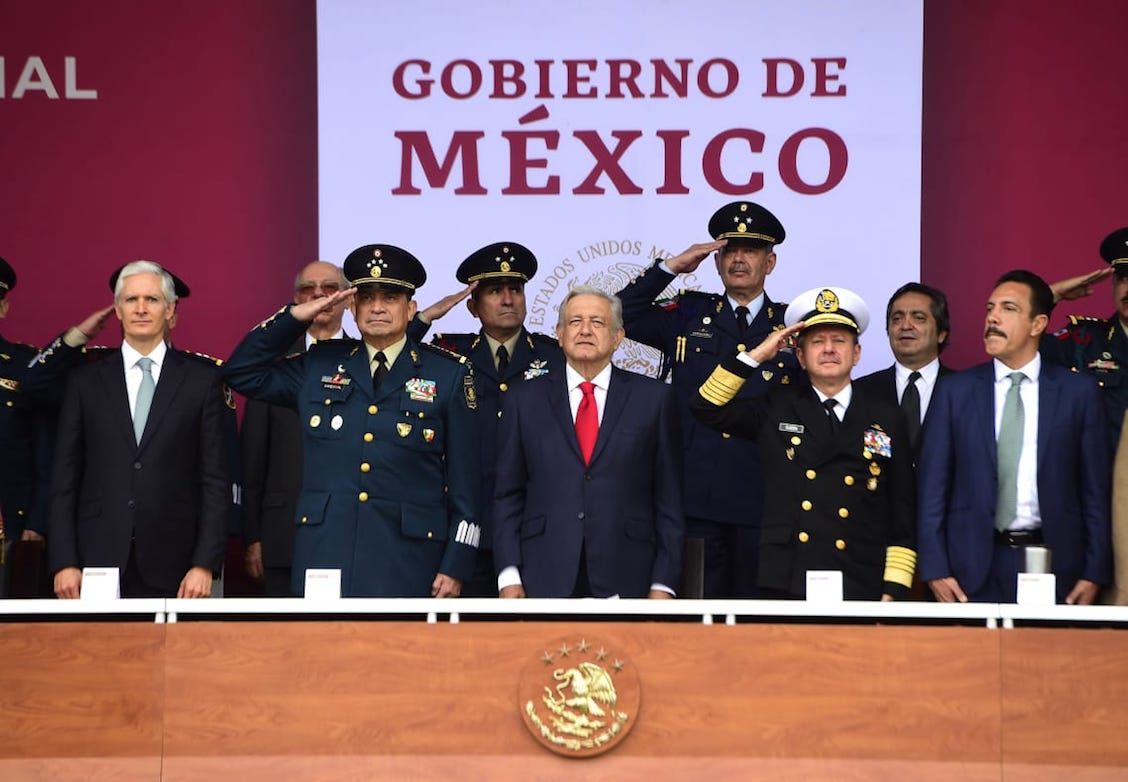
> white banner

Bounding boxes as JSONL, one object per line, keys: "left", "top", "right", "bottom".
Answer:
{"left": 318, "top": 0, "right": 923, "bottom": 374}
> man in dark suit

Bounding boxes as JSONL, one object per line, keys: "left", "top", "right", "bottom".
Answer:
{"left": 917, "top": 270, "right": 1112, "bottom": 604}
{"left": 406, "top": 242, "right": 564, "bottom": 596}
{"left": 224, "top": 245, "right": 481, "bottom": 597}
{"left": 49, "top": 261, "right": 229, "bottom": 598}
{"left": 855, "top": 282, "right": 955, "bottom": 453}
{"left": 240, "top": 260, "right": 350, "bottom": 596}
{"left": 615, "top": 201, "right": 802, "bottom": 598}
{"left": 493, "top": 286, "right": 684, "bottom": 598}
{"left": 691, "top": 287, "right": 916, "bottom": 600}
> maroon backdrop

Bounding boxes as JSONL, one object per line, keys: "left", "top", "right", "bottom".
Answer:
{"left": 2, "top": 0, "right": 1126, "bottom": 370}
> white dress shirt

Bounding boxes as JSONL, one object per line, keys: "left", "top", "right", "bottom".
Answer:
{"left": 895, "top": 357, "right": 941, "bottom": 424}
{"left": 811, "top": 383, "right": 852, "bottom": 421}
{"left": 305, "top": 328, "right": 345, "bottom": 349}
{"left": 121, "top": 340, "right": 168, "bottom": 418}
{"left": 993, "top": 354, "right": 1042, "bottom": 531}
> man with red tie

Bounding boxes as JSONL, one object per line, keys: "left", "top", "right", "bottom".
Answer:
{"left": 492, "top": 286, "right": 684, "bottom": 598}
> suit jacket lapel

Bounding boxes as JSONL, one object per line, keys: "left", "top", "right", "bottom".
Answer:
{"left": 975, "top": 364, "right": 998, "bottom": 471}
{"left": 1036, "top": 364, "right": 1060, "bottom": 469}
{"left": 589, "top": 367, "right": 629, "bottom": 465}
{"left": 547, "top": 372, "right": 583, "bottom": 463}
{"left": 105, "top": 351, "right": 136, "bottom": 452}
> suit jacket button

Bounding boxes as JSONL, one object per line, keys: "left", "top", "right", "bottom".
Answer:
{"left": 838, "top": 507, "right": 849, "bottom": 518}
{"left": 364, "top": 433, "right": 374, "bottom": 442}
{"left": 368, "top": 405, "right": 378, "bottom": 414}
{"left": 134, "top": 462, "right": 142, "bottom": 470}
{"left": 798, "top": 531, "right": 809, "bottom": 543}
{"left": 578, "top": 512, "right": 585, "bottom": 520}
{"left": 360, "top": 463, "right": 371, "bottom": 473}
{"left": 499, "top": 383, "right": 508, "bottom": 392}
{"left": 127, "top": 500, "right": 136, "bottom": 509}
{"left": 835, "top": 539, "right": 846, "bottom": 550}
{"left": 805, "top": 469, "right": 816, "bottom": 480}
{"left": 358, "top": 492, "right": 369, "bottom": 502}
{"left": 801, "top": 500, "right": 812, "bottom": 511}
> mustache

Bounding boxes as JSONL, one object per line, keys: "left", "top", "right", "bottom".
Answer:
{"left": 985, "top": 326, "right": 1006, "bottom": 339}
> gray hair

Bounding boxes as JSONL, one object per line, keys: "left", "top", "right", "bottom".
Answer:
{"left": 114, "top": 260, "right": 177, "bottom": 304}
{"left": 556, "top": 284, "right": 624, "bottom": 332}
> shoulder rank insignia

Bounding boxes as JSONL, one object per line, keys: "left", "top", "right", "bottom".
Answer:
{"left": 421, "top": 341, "right": 468, "bottom": 363}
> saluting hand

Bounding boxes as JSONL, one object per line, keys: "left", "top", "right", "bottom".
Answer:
{"left": 419, "top": 282, "right": 477, "bottom": 324}
{"left": 664, "top": 240, "right": 727, "bottom": 274}
{"left": 745, "top": 320, "right": 805, "bottom": 364}
{"left": 1050, "top": 266, "right": 1113, "bottom": 303}
{"left": 76, "top": 305, "right": 115, "bottom": 340}
{"left": 291, "top": 287, "right": 356, "bottom": 323}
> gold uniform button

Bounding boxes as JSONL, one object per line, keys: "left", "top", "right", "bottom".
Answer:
{"left": 5, "top": 400, "right": 13, "bottom": 407}
{"left": 324, "top": 398, "right": 332, "bottom": 406}
{"left": 805, "top": 469, "right": 816, "bottom": 480}
{"left": 870, "top": 463, "right": 881, "bottom": 476}
{"left": 722, "top": 433, "right": 731, "bottom": 439}
{"left": 364, "top": 432, "right": 374, "bottom": 442}
{"left": 497, "top": 410, "right": 503, "bottom": 418}
{"left": 300, "top": 515, "right": 308, "bottom": 524}
{"left": 418, "top": 412, "right": 425, "bottom": 419}
{"left": 835, "top": 539, "right": 846, "bottom": 550}
{"left": 844, "top": 475, "right": 855, "bottom": 486}
{"left": 499, "top": 382, "right": 508, "bottom": 392}
{"left": 368, "top": 405, "right": 378, "bottom": 414}
{"left": 838, "top": 507, "right": 849, "bottom": 519}
{"left": 801, "top": 500, "right": 812, "bottom": 511}
{"left": 791, "top": 436, "right": 802, "bottom": 445}
{"left": 427, "top": 531, "right": 433, "bottom": 539}
{"left": 736, "top": 343, "right": 747, "bottom": 352}
{"left": 360, "top": 462, "right": 371, "bottom": 473}
{"left": 358, "top": 492, "right": 369, "bottom": 502}
{"left": 863, "top": 450, "right": 873, "bottom": 460}
{"left": 798, "top": 531, "right": 810, "bottom": 543}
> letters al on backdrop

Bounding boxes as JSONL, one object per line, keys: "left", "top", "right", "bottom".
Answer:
{"left": 317, "top": 0, "right": 923, "bottom": 375}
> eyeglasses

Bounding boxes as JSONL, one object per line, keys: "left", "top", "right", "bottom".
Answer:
{"left": 296, "top": 281, "right": 343, "bottom": 297}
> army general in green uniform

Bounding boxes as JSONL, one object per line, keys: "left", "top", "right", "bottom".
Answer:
{"left": 224, "top": 245, "right": 481, "bottom": 597}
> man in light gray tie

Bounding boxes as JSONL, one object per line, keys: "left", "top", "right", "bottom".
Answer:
{"left": 48, "top": 261, "right": 229, "bottom": 598}
{"left": 917, "top": 270, "right": 1112, "bottom": 603}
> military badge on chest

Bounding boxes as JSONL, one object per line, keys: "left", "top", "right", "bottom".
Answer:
{"left": 524, "top": 359, "right": 549, "bottom": 381}
{"left": 862, "top": 426, "right": 892, "bottom": 459}
{"left": 405, "top": 377, "right": 437, "bottom": 402}
{"left": 321, "top": 365, "right": 352, "bottom": 391}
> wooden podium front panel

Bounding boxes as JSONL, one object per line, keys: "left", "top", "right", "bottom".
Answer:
{"left": 0, "top": 623, "right": 165, "bottom": 782}
{"left": 1002, "top": 628, "right": 1128, "bottom": 779}
{"left": 160, "top": 622, "right": 1000, "bottom": 780}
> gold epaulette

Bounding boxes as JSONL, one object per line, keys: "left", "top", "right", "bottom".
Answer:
{"left": 419, "top": 341, "right": 468, "bottom": 364}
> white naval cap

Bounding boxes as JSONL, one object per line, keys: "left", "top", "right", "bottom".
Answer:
{"left": 784, "top": 286, "right": 869, "bottom": 335}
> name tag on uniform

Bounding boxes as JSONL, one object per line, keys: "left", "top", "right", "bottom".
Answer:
{"left": 779, "top": 422, "right": 804, "bottom": 434}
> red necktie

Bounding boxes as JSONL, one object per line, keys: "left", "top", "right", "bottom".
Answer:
{"left": 575, "top": 381, "right": 599, "bottom": 465}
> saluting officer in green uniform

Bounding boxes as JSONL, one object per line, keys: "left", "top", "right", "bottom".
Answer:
{"left": 224, "top": 245, "right": 481, "bottom": 597}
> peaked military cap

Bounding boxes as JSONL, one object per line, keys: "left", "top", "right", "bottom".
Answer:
{"left": 708, "top": 201, "right": 786, "bottom": 247}
{"left": 456, "top": 242, "right": 537, "bottom": 284}
{"left": 785, "top": 286, "right": 869, "bottom": 335}
{"left": 344, "top": 244, "right": 426, "bottom": 292}
{"left": 0, "top": 255, "right": 15, "bottom": 294}
{"left": 1099, "top": 227, "right": 1128, "bottom": 276}
{"left": 109, "top": 263, "right": 191, "bottom": 299}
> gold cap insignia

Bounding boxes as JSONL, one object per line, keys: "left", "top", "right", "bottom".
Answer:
{"left": 815, "top": 289, "right": 839, "bottom": 313}
{"left": 518, "top": 635, "right": 640, "bottom": 757}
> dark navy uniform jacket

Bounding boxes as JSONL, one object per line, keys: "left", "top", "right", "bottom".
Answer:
{"left": 407, "top": 317, "right": 563, "bottom": 550}
{"left": 617, "top": 262, "right": 802, "bottom": 526}
{"left": 1043, "top": 315, "right": 1127, "bottom": 448}
{"left": 691, "top": 355, "right": 917, "bottom": 599}
{"left": 225, "top": 306, "right": 481, "bottom": 597}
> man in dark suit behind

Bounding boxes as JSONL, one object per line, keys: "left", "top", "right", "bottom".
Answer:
{"left": 493, "top": 286, "right": 684, "bottom": 598}
{"left": 917, "top": 270, "right": 1111, "bottom": 604}
{"left": 240, "top": 260, "right": 350, "bottom": 596}
{"left": 49, "top": 260, "right": 229, "bottom": 598}
{"left": 855, "top": 282, "right": 956, "bottom": 453}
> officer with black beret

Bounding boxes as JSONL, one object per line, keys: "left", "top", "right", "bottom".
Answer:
{"left": 615, "top": 202, "right": 803, "bottom": 598}
{"left": 406, "top": 241, "right": 563, "bottom": 596}
{"left": 224, "top": 244, "right": 482, "bottom": 597}
{"left": 690, "top": 286, "right": 916, "bottom": 600}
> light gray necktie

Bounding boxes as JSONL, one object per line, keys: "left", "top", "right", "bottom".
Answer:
{"left": 995, "top": 371, "right": 1025, "bottom": 531}
{"left": 134, "top": 356, "right": 155, "bottom": 444}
